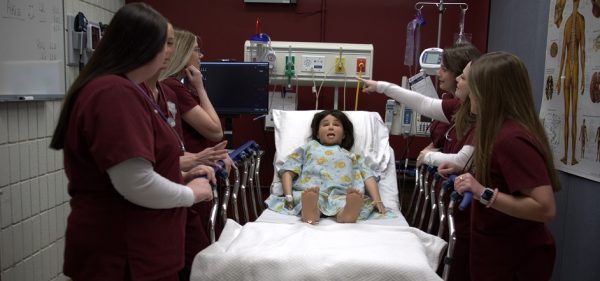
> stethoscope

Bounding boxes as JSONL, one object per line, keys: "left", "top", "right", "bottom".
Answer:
{"left": 129, "top": 79, "right": 186, "bottom": 153}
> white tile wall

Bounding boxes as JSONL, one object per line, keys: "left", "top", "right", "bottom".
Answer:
{"left": 0, "top": 146, "right": 9, "bottom": 190}
{"left": 0, "top": 103, "right": 8, "bottom": 144}
{"left": 0, "top": 1, "right": 124, "bottom": 280}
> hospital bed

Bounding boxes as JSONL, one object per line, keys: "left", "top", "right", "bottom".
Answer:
{"left": 191, "top": 110, "right": 447, "bottom": 281}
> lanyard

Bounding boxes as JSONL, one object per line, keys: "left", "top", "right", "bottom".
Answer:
{"left": 129, "top": 79, "right": 186, "bottom": 153}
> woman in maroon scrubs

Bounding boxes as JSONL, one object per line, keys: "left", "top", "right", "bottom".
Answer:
{"left": 160, "top": 28, "right": 233, "bottom": 281}
{"left": 449, "top": 52, "right": 560, "bottom": 281}
{"left": 50, "top": 4, "right": 212, "bottom": 281}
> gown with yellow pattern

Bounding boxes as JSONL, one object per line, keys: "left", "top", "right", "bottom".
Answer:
{"left": 265, "top": 140, "right": 392, "bottom": 220}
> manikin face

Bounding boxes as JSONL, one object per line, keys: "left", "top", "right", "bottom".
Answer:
{"left": 317, "top": 114, "right": 345, "bottom": 146}
{"left": 554, "top": 0, "right": 566, "bottom": 27}
{"left": 455, "top": 62, "right": 471, "bottom": 101}
{"left": 437, "top": 63, "right": 458, "bottom": 94}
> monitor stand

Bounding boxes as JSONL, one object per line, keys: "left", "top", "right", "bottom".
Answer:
{"left": 222, "top": 114, "right": 239, "bottom": 149}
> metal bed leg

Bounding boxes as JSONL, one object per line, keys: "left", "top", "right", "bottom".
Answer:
{"left": 247, "top": 152, "right": 259, "bottom": 219}
{"left": 426, "top": 170, "right": 440, "bottom": 234}
{"left": 410, "top": 166, "right": 425, "bottom": 225}
{"left": 239, "top": 159, "right": 251, "bottom": 223}
{"left": 417, "top": 166, "right": 431, "bottom": 229}
{"left": 220, "top": 177, "right": 231, "bottom": 226}
{"left": 254, "top": 150, "right": 264, "bottom": 213}
{"left": 443, "top": 198, "right": 457, "bottom": 281}
{"left": 208, "top": 182, "right": 219, "bottom": 244}
{"left": 231, "top": 165, "right": 241, "bottom": 223}
{"left": 437, "top": 178, "right": 450, "bottom": 238}
{"left": 406, "top": 165, "right": 420, "bottom": 218}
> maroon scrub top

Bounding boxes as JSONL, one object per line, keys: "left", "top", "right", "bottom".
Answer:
{"left": 470, "top": 120, "right": 555, "bottom": 281}
{"left": 161, "top": 78, "right": 213, "bottom": 280}
{"left": 430, "top": 95, "right": 460, "bottom": 148}
{"left": 162, "top": 77, "right": 210, "bottom": 153}
{"left": 62, "top": 74, "right": 186, "bottom": 281}
{"left": 438, "top": 97, "right": 473, "bottom": 281}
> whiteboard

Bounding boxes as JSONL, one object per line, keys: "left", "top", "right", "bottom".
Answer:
{"left": 0, "top": 0, "right": 65, "bottom": 101}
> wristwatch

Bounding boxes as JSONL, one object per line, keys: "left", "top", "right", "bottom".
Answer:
{"left": 479, "top": 187, "right": 494, "bottom": 206}
{"left": 285, "top": 195, "right": 293, "bottom": 202}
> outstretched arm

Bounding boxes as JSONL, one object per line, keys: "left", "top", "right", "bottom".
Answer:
{"left": 360, "top": 78, "right": 449, "bottom": 123}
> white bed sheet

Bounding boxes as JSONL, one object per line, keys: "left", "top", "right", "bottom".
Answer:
{"left": 191, "top": 219, "right": 446, "bottom": 281}
{"left": 189, "top": 110, "right": 446, "bottom": 280}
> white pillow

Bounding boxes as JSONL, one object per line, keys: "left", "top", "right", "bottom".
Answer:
{"left": 270, "top": 109, "right": 392, "bottom": 195}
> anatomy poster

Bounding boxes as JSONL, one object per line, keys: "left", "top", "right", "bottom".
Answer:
{"left": 541, "top": 0, "right": 600, "bottom": 182}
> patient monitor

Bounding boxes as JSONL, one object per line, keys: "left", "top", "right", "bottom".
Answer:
{"left": 419, "top": 47, "right": 443, "bottom": 75}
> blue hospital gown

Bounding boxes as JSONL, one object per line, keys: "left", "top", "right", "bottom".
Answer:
{"left": 265, "top": 140, "right": 394, "bottom": 220}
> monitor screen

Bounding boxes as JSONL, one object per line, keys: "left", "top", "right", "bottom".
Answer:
{"left": 200, "top": 61, "right": 269, "bottom": 115}
{"left": 423, "top": 52, "right": 441, "bottom": 64}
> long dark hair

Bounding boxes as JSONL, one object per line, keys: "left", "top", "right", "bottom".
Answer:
{"left": 469, "top": 52, "right": 560, "bottom": 191}
{"left": 50, "top": 3, "right": 168, "bottom": 149}
{"left": 310, "top": 110, "right": 355, "bottom": 150}
{"left": 442, "top": 43, "right": 481, "bottom": 77}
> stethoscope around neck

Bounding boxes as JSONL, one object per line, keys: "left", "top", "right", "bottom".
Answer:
{"left": 129, "top": 79, "right": 186, "bottom": 153}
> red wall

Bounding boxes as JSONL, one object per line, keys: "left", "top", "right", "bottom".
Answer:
{"left": 128, "top": 0, "right": 489, "bottom": 183}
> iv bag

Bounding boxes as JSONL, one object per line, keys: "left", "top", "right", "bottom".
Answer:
{"left": 404, "top": 19, "right": 416, "bottom": 66}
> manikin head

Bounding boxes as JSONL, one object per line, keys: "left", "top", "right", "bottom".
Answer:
{"left": 310, "top": 110, "right": 355, "bottom": 150}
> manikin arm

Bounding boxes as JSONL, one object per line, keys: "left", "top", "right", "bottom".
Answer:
{"left": 364, "top": 177, "right": 385, "bottom": 213}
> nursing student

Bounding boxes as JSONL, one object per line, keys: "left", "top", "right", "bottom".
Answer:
{"left": 444, "top": 52, "right": 559, "bottom": 281}
{"left": 362, "top": 43, "right": 480, "bottom": 168}
{"left": 142, "top": 27, "right": 222, "bottom": 185}
{"left": 361, "top": 43, "right": 481, "bottom": 281}
{"left": 50, "top": 3, "right": 212, "bottom": 280}
{"left": 160, "top": 28, "right": 233, "bottom": 281}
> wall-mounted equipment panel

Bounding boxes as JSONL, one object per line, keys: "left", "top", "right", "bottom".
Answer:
{"left": 244, "top": 41, "right": 373, "bottom": 87}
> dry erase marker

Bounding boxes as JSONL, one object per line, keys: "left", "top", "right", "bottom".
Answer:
{"left": 19, "top": 96, "right": 34, "bottom": 101}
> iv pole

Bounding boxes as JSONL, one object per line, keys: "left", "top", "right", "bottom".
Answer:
{"left": 414, "top": 1, "right": 469, "bottom": 48}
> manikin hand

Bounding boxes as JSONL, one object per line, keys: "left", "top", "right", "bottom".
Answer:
{"left": 373, "top": 201, "right": 385, "bottom": 214}
{"left": 285, "top": 197, "right": 295, "bottom": 210}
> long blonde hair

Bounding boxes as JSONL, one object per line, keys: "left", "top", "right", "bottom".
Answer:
{"left": 159, "top": 29, "right": 198, "bottom": 81}
{"left": 468, "top": 52, "right": 560, "bottom": 191}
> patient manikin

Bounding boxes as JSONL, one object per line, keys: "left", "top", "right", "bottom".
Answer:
{"left": 265, "top": 110, "right": 389, "bottom": 224}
